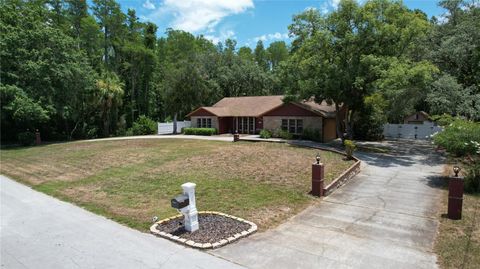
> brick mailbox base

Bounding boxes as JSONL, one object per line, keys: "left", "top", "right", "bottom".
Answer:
{"left": 448, "top": 177, "right": 464, "bottom": 220}
{"left": 311, "top": 163, "right": 325, "bottom": 197}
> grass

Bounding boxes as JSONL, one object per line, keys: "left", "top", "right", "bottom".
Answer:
{"left": 434, "top": 163, "right": 480, "bottom": 269}
{"left": 0, "top": 138, "right": 353, "bottom": 232}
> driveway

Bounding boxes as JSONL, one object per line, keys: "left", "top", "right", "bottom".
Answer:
{"left": 0, "top": 176, "right": 243, "bottom": 269}
{"left": 211, "top": 140, "right": 444, "bottom": 269}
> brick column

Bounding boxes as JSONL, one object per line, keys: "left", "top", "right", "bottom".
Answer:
{"left": 312, "top": 163, "right": 324, "bottom": 197}
{"left": 35, "top": 129, "right": 41, "bottom": 145}
{"left": 448, "top": 176, "right": 464, "bottom": 220}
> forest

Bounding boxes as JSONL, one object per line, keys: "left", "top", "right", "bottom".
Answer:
{"left": 1, "top": 0, "right": 479, "bottom": 143}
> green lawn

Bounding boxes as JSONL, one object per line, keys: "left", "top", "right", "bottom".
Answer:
{"left": 0, "top": 139, "right": 353, "bottom": 231}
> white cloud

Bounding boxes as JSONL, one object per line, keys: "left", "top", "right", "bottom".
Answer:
{"left": 320, "top": 0, "right": 341, "bottom": 14}
{"left": 204, "top": 29, "right": 236, "bottom": 44}
{"left": 143, "top": 0, "right": 156, "bottom": 10}
{"left": 152, "top": 0, "right": 254, "bottom": 33}
{"left": 253, "top": 32, "right": 290, "bottom": 42}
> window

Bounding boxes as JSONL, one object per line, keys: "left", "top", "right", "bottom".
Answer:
{"left": 281, "top": 118, "right": 304, "bottom": 134}
{"left": 281, "top": 119, "right": 288, "bottom": 131}
{"left": 296, "top": 119, "right": 303, "bottom": 134}
{"left": 197, "top": 118, "right": 212, "bottom": 128}
{"left": 289, "top": 119, "right": 296, "bottom": 133}
{"left": 249, "top": 117, "right": 254, "bottom": 132}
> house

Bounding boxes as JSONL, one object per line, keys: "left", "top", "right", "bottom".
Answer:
{"left": 186, "top": 95, "right": 344, "bottom": 142}
{"left": 404, "top": 111, "right": 431, "bottom": 124}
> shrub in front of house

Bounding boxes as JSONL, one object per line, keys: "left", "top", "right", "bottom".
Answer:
{"left": 259, "top": 129, "right": 272, "bottom": 139}
{"left": 344, "top": 139, "right": 356, "bottom": 159}
{"left": 128, "top": 115, "right": 157, "bottom": 135}
{"left": 433, "top": 119, "right": 480, "bottom": 156}
{"left": 271, "top": 128, "right": 293, "bottom": 140}
{"left": 17, "top": 131, "right": 35, "bottom": 146}
{"left": 183, "top": 128, "right": 217, "bottom": 136}
{"left": 301, "top": 128, "right": 322, "bottom": 142}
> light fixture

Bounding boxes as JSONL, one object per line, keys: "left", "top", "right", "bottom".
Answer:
{"left": 453, "top": 166, "right": 461, "bottom": 177}
{"left": 316, "top": 153, "right": 321, "bottom": 165}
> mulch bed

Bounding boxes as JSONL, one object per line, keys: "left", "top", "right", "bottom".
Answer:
{"left": 155, "top": 213, "right": 251, "bottom": 244}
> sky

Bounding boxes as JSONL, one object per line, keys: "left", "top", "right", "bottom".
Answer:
{"left": 117, "top": 0, "right": 446, "bottom": 48}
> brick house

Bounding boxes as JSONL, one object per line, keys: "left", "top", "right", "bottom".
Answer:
{"left": 186, "top": 95, "right": 344, "bottom": 142}
{"left": 403, "top": 111, "right": 431, "bottom": 124}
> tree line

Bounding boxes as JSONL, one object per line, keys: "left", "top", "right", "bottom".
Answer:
{"left": 1, "top": 0, "right": 479, "bottom": 143}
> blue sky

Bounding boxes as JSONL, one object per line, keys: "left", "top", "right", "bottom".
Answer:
{"left": 117, "top": 0, "right": 445, "bottom": 48}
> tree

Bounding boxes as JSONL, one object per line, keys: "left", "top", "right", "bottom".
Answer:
{"left": 1, "top": 0, "right": 97, "bottom": 140}
{"left": 266, "top": 41, "right": 289, "bottom": 70}
{"left": 254, "top": 40, "right": 269, "bottom": 71}
{"left": 91, "top": 0, "right": 126, "bottom": 70}
{"left": 238, "top": 46, "right": 255, "bottom": 62}
{"left": 285, "top": 0, "right": 433, "bottom": 139}
{"left": 95, "top": 73, "right": 124, "bottom": 136}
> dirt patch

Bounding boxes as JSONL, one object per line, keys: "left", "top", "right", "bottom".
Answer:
{"left": 156, "top": 213, "right": 251, "bottom": 244}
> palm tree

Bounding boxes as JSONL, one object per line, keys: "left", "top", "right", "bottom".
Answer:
{"left": 95, "top": 73, "right": 124, "bottom": 136}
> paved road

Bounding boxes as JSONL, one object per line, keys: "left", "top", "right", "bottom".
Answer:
{"left": 0, "top": 176, "right": 243, "bottom": 269}
{"left": 212, "top": 140, "right": 444, "bottom": 269}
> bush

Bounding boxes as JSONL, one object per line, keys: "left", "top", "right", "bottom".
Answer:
{"left": 430, "top": 114, "right": 455, "bottom": 127}
{"left": 259, "top": 129, "right": 272, "bottom": 139}
{"left": 18, "top": 131, "right": 35, "bottom": 146}
{"left": 127, "top": 115, "right": 157, "bottom": 135}
{"left": 183, "top": 128, "right": 217, "bottom": 136}
{"left": 301, "top": 128, "right": 322, "bottom": 142}
{"left": 433, "top": 119, "right": 480, "bottom": 156}
{"left": 344, "top": 139, "right": 356, "bottom": 159}
{"left": 464, "top": 162, "right": 480, "bottom": 193}
{"left": 272, "top": 128, "right": 293, "bottom": 140}
{"left": 353, "top": 93, "right": 387, "bottom": 141}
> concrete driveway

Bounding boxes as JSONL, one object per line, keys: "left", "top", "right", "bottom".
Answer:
{"left": 0, "top": 176, "right": 243, "bottom": 269}
{"left": 211, "top": 140, "right": 444, "bottom": 269}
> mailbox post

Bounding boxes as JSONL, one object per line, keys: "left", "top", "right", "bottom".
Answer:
{"left": 448, "top": 166, "right": 464, "bottom": 220}
{"left": 312, "top": 154, "right": 324, "bottom": 197}
{"left": 233, "top": 131, "right": 240, "bottom": 142}
{"left": 181, "top": 182, "right": 199, "bottom": 232}
{"left": 171, "top": 182, "right": 199, "bottom": 232}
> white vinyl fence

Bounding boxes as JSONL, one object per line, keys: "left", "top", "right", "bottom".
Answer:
{"left": 157, "top": 121, "right": 191, "bottom": 134}
{"left": 383, "top": 122, "right": 443, "bottom": 140}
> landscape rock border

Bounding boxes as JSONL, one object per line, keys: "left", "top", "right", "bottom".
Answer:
{"left": 150, "top": 211, "right": 257, "bottom": 249}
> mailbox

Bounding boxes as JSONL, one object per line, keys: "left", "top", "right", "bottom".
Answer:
{"left": 171, "top": 194, "right": 189, "bottom": 209}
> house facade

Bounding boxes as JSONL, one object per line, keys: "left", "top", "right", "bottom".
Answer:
{"left": 404, "top": 111, "right": 431, "bottom": 124}
{"left": 186, "top": 95, "right": 343, "bottom": 142}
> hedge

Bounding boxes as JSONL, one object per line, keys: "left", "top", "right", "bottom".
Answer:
{"left": 183, "top": 128, "right": 217, "bottom": 136}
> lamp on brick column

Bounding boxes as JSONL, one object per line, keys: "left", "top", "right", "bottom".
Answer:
{"left": 448, "top": 165, "right": 463, "bottom": 220}
{"left": 311, "top": 153, "right": 324, "bottom": 197}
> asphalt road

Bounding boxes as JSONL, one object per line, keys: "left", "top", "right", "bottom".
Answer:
{"left": 0, "top": 176, "right": 243, "bottom": 269}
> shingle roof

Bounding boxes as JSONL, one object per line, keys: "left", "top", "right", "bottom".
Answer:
{"left": 187, "top": 95, "right": 338, "bottom": 118}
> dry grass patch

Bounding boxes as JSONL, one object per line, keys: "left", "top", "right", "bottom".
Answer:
{"left": 1, "top": 139, "right": 353, "bottom": 231}
{"left": 434, "top": 164, "right": 480, "bottom": 269}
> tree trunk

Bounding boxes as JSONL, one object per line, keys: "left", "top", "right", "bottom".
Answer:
{"left": 335, "top": 103, "right": 345, "bottom": 142}
{"left": 172, "top": 113, "right": 178, "bottom": 134}
{"left": 345, "top": 109, "right": 355, "bottom": 140}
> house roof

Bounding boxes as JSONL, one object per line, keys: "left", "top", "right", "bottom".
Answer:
{"left": 186, "top": 95, "right": 338, "bottom": 118}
